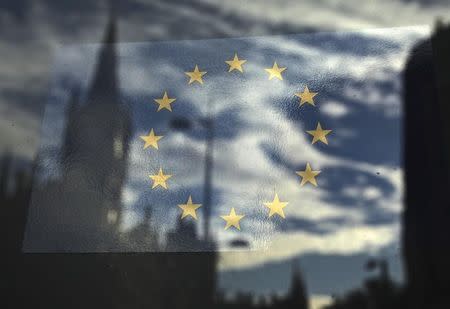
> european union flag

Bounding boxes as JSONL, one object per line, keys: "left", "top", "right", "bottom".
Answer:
{"left": 23, "top": 22, "right": 427, "bottom": 254}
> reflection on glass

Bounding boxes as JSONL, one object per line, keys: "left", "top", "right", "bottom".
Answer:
{"left": 2, "top": 6, "right": 445, "bottom": 309}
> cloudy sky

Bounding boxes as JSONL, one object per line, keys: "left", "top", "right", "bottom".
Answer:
{"left": 29, "top": 25, "right": 425, "bottom": 306}
{"left": 1, "top": 1, "right": 449, "bottom": 308}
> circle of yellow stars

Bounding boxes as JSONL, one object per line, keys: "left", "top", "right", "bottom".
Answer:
{"left": 141, "top": 52, "right": 333, "bottom": 232}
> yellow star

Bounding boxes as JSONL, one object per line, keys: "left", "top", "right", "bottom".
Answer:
{"left": 225, "top": 53, "right": 247, "bottom": 73}
{"left": 295, "top": 86, "right": 318, "bottom": 107}
{"left": 264, "top": 193, "right": 289, "bottom": 219}
{"left": 264, "top": 62, "right": 286, "bottom": 80}
{"left": 178, "top": 195, "right": 202, "bottom": 220}
{"left": 296, "top": 163, "right": 321, "bottom": 187}
{"left": 220, "top": 208, "right": 245, "bottom": 230}
{"left": 154, "top": 91, "right": 176, "bottom": 112}
{"left": 140, "top": 129, "right": 163, "bottom": 150}
{"left": 306, "top": 122, "right": 332, "bottom": 145}
{"left": 185, "top": 65, "right": 207, "bottom": 84}
{"left": 149, "top": 168, "right": 172, "bottom": 189}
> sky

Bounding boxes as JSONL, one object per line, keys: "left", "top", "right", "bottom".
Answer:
{"left": 26, "top": 25, "right": 426, "bottom": 306}
{"left": 1, "top": 1, "right": 449, "bottom": 308}
{"left": 1, "top": 0, "right": 449, "bottom": 161}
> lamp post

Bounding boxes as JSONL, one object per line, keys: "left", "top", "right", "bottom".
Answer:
{"left": 170, "top": 95, "right": 249, "bottom": 249}
{"left": 169, "top": 113, "right": 214, "bottom": 241}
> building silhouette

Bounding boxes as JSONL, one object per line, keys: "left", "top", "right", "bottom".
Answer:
{"left": 323, "top": 258, "right": 404, "bottom": 309}
{"left": 403, "top": 22, "right": 450, "bottom": 309}
{"left": 60, "top": 10, "right": 131, "bottom": 248}
{"left": 3, "top": 9, "right": 219, "bottom": 309}
{"left": 321, "top": 22, "right": 450, "bottom": 309}
{"left": 285, "top": 260, "right": 309, "bottom": 309}
{"left": 216, "top": 260, "right": 309, "bottom": 309}
{"left": 1, "top": 8, "right": 311, "bottom": 309}
{"left": 22, "top": 9, "right": 130, "bottom": 251}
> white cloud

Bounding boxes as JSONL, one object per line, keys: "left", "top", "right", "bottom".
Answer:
{"left": 321, "top": 101, "right": 349, "bottom": 118}
{"left": 218, "top": 223, "right": 398, "bottom": 270}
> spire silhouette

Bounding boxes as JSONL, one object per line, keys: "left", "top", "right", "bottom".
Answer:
{"left": 87, "top": 8, "right": 118, "bottom": 102}
{"left": 287, "top": 259, "right": 309, "bottom": 309}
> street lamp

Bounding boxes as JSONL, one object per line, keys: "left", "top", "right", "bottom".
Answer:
{"left": 170, "top": 116, "right": 249, "bottom": 249}
{"left": 169, "top": 114, "right": 214, "bottom": 241}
